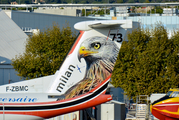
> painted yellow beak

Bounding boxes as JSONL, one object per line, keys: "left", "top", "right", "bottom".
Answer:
{"left": 78, "top": 46, "right": 98, "bottom": 62}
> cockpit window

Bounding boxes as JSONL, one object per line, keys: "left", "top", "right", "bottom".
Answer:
{"left": 170, "top": 91, "right": 179, "bottom": 97}
{"left": 166, "top": 91, "right": 173, "bottom": 97}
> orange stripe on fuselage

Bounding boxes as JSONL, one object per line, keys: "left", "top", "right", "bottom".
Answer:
{"left": 1, "top": 94, "right": 112, "bottom": 119}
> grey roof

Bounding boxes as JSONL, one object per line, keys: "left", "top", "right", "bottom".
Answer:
{"left": 0, "top": 9, "right": 28, "bottom": 64}
{"left": 11, "top": 10, "right": 99, "bottom": 33}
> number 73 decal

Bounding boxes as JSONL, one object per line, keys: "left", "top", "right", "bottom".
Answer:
{"left": 108, "top": 29, "right": 123, "bottom": 43}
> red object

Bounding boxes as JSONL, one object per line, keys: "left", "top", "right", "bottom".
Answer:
{"left": 151, "top": 102, "right": 179, "bottom": 120}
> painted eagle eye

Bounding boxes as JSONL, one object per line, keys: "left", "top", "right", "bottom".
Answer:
{"left": 91, "top": 42, "right": 101, "bottom": 50}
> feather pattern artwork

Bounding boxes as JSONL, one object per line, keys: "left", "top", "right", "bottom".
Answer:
{"left": 64, "top": 36, "right": 119, "bottom": 99}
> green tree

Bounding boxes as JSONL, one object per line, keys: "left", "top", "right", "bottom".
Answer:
{"left": 148, "top": 7, "right": 163, "bottom": 14}
{"left": 128, "top": 0, "right": 134, "bottom": 3}
{"left": 97, "top": 9, "right": 105, "bottom": 15}
{"left": 145, "top": 0, "right": 150, "bottom": 3}
{"left": 111, "top": 24, "right": 179, "bottom": 100}
{"left": 12, "top": 23, "right": 76, "bottom": 79}
{"left": 116, "top": 0, "right": 123, "bottom": 3}
{"left": 82, "top": 9, "right": 86, "bottom": 16}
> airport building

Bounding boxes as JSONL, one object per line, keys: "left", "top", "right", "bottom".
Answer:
{"left": 0, "top": 10, "right": 28, "bottom": 85}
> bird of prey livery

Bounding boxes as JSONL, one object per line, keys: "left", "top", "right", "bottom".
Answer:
{"left": 0, "top": 20, "right": 135, "bottom": 120}
{"left": 64, "top": 36, "right": 119, "bottom": 99}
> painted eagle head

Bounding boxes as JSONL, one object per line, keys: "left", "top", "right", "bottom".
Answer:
{"left": 63, "top": 36, "right": 120, "bottom": 99}
{"left": 78, "top": 36, "right": 119, "bottom": 80}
